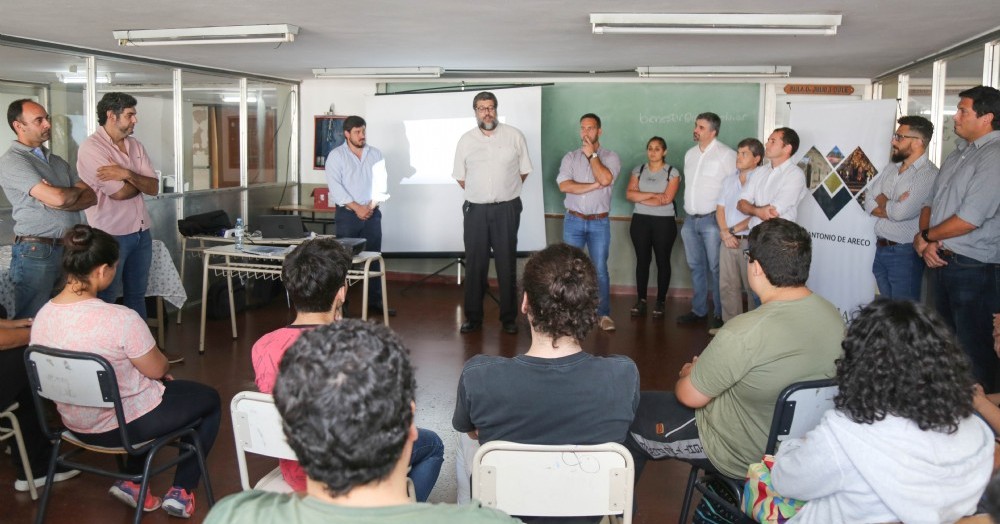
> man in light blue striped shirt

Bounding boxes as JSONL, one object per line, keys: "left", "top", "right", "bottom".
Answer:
{"left": 325, "top": 115, "right": 394, "bottom": 316}
{"left": 864, "top": 115, "right": 938, "bottom": 301}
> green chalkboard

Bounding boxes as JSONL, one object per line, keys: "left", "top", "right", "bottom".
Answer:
{"left": 541, "top": 83, "right": 760, "bottom": 216}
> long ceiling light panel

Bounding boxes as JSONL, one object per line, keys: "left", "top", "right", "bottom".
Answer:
{"left": 113, "top": 24, "right": 298, "bottom": 46}
{"left": 312, "top": 67, "right": 444, "bottom": 79}
{"left": 636, "top": 65, "right": 792, "bottom": 78}
{"left": 591, "top": 13, "right": 842, "bottom": 36}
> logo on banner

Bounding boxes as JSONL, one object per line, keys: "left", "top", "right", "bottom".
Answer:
{"left": 797, "top": 145, "right": 878, "bottom": 220}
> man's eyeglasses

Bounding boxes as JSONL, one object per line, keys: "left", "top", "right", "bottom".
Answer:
{"left": 475, "top": 106, "right": 497, "bottom": 114}
{"left": 891, "top": 133, "right": 921, "bottom": 142}
{"left": 742, "top": 248, "right": 755, "bottom": 263}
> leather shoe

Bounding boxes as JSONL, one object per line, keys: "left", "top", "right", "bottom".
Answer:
{"left": 460, "top": 321, "right": 482, "bottom": 333}
{"left": 676, "top": 311, "right": 707, "bottom": 324}
{"left": 502, "top": 322, "right": 518, "bottom": 334}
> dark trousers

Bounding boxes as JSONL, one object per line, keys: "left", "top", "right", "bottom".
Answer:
{"left": 0, "top": 346, "right": 52, "bottom": 478}
{"left": 932, "top": 254, "right": 1000, "bottom": 392}
{"left": 624, "top": 391, "right": 716, "bottom": 480}
{"left": 463, "top": 198, "right": 521, "bottom": 324}
{"left": 629, "top": 214, "right": 677, "bottom": 303}
{"left": 335, "top": 206, "right": 383, "bottom": 306}
{"left": 75, "top": 380, "right": 221, "bottom": 490}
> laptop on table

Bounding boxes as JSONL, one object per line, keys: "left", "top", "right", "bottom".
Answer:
{"left": 255, "top": 215, "right": 310, "bottom": 239}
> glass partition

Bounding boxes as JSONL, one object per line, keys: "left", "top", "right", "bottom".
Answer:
{"left": 247, "top": 81, "right": 293, "bottom": 186}
{"left": 181, "top": 72, "right": 241, "bottom": 191}
{"left": 941, "top": 49, "right": 986, "bottom": 160}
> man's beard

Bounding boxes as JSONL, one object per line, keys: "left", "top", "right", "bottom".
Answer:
{"left": 890, "top": 149, "right": 907, "bottom": 163}
{"left": 478, "top": 118, "right": 497, "bottom": 131}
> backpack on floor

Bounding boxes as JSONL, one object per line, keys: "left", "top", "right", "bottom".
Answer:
{"left": 205, "top": 278, "right": 247, "bottom": 320}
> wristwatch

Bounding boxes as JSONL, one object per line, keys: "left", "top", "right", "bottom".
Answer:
{"left": 589, "top": 152, "right": 599, "bottom": 160}
{"left": 728, "top": 227, "right": 737, "bottom": 236}
{"left": 921, "top": 228, "right": 932, "bottom": 243}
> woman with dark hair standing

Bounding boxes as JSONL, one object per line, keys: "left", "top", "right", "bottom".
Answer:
{"left": 771, "top": 299, "right": 993, "bottom": 523}
{"left": 30, "top": 224, "right": 220, "bottom": 519}
{"left": 625, "top": 136, "right": 680, "bottom": 318}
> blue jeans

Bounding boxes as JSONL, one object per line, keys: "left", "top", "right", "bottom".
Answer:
{"left": 872, "top": 243, "right": 924, "bottom": 301}
{"left": 933, "top": 254, "right": 1000, "bottom": 392}
{"left": 409, "top": 427, "right": 444, "bottom": 502}
{"left": 564, "top": 213, "right": 611, "bottom": 317}
{"left": 680, "top": 214, "right": 721, "bottom": 317}
{"left": 98, "top": 229, "right": 152, "bottom": 319}
{"left": 336, "top": 207, "right": 383, "bottom": 306}
{"left": 10, "top": 241, "right": 64, "bottom": 319}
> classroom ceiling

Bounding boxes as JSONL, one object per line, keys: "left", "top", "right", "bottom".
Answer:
{"left": 0, "top": 0, "right": 998, "bottom": 83}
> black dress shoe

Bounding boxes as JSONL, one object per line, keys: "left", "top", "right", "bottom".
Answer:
{"left": 502, "top": 322, "right": 518, "bottom": 334}
{"left": 676, "top": 311, "right": 707, "bottom": 324}
{"left": 460, "top": 322, "right": 482, "bottom": 333}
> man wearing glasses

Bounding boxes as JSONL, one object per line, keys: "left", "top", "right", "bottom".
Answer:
{"left": 913, "top": 85, "right": 1000, "bottom": 392}
{"left": 453, "top": 92, "right": 533, "bottom": 335}
{"left": 863, "top": 116, "right": 937, "bottom": 301}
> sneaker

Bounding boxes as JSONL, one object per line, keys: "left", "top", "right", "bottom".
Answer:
{"left": 630, "top": 299, "right": 647, "bottom": 317}
{"left": 14, "top": 465, "right": 80, "bottom": 491}
{"left": 677, "top": 311, "right": 707, "bottom": 324}
{"left": 109, "top": 480, "right": 162, "bottom": 512}
{"left": 162, "top": 486, "right": 196, "bottom": 518}
{"left": 709, "top": 316, "right": 724, "bottom": 330}
{"left": 652, "top": 301, "right": 665, "bottom": 319}
{"left": 599, "top": 316, "right": 616, "bottom": 332}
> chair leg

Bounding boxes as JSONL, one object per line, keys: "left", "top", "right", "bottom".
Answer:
{"left": 678, "top": 465, "right": 700, "bottom": 524}
{"left": 2, "top": 411, "right": 39, "bottom": 500}
{"left": 191, "top": 434, "right": 215, "bottom": 506}
{"left": 135, "top": 451, "right": 159, "bottom": 524}
{"left": 34, "top": 441, "right": 62, "bottom": 524}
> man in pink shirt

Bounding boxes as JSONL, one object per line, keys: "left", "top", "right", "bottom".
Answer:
{"left": 77, "top": 92, "right": 159, "bottom": 321}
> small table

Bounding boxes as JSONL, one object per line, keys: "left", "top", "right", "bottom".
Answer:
{"left": 198, "top": 244, "right": 388, "bottom": 353}
{"left": 0, "top": 240, "right": 186, "bottom": 348}
{"left": 272, "top": 204, "right": 336, "bottom": 234}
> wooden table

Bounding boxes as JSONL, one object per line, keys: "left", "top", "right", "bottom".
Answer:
{"left": 272, "top": 204, "right": 336, "bottom": 234}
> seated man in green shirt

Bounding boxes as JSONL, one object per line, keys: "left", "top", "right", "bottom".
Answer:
{"left": 626, "top": 218, "right": 845, "bottom": 486}
{"left": 205, "top": 320, "right": 521, "bottom": 524}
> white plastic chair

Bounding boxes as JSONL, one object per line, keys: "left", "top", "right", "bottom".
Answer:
{"left": 1, "top": 402, "right": 38, "bottom": 500}
{"left": 230, "top": 391, "right": 297, "bottom": 492}
{"left": 472, "top": 441, "right": 634, "bottom": 524}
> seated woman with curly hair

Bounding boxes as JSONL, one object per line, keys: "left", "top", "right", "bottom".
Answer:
{"left": 771, "top": 299, "right": 994, "bottom": 523}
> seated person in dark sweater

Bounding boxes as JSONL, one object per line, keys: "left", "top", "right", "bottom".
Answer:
{"left": 452, "top": 243, "right": 640, "bottom": 510}
{"left": 207, "top": 320, "right": 519, "bottom": 524}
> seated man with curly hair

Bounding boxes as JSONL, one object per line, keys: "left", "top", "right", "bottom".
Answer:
{"left": 452, "top": 243, "right": 640, "bottom": 510}
{"left": 206, "top": 320, "right": 520, "bottom": 524}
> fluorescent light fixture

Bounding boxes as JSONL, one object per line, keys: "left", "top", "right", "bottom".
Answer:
{"left": 113, "top": 24, "right": 298, "bottom": 46}
{"left": 592, "top": 13, "right": 842, "bottom": 36}
{"left": 59, "top": 73, "right": 112, "bottom": 84}
{"left": 221, "top": 95, "right": 258, "bottom": 103}
{"left": 312, "top": 67, "right": 444, "bottom": 79}
{"left": 637, "top": 65, "right": 791, "bottom": 78}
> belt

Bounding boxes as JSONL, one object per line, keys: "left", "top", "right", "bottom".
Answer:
{"left": 14, "top": 235, "right": 63, "bottom": 246}
{"left": 687, "top": 211, "right": 716, "bottom": 219}
{"left": 568, "top": 210, "right": 609, "bottom": 221}
{"left": 876, "top": 238, "right": 900, "bottom": 247}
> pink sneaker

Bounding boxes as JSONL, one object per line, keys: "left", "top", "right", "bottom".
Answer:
{"left": 162, "top": 486, "right": 196, "bottom": 518}
{"left": 108, "top": 480, "right": 162, "bottom": 512}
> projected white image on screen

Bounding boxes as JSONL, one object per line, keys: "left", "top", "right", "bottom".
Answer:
{"left": 399, "top": 117, "right": 505, "bottom": 185}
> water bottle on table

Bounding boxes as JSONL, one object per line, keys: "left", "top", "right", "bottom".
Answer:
{"left": 235, "top": 217, "right": 245, "bottom": 251}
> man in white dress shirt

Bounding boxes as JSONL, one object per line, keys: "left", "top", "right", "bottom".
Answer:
{"left": 737, "top": 127, "right": 806, "bottom": 232}
{"left": 679, "top": 112, "right": 736, "bottom": 330}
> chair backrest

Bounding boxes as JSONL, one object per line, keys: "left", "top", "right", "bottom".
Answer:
{"left": 764, "top": 378, "right": 838, "bottom": 455}
{"left": 24, "top": 346, "right": 133, "bottom": 445}
{"left": 472, "top": 441, "right": 634, "bottom": 524}
{"left": 230, "top": 391, "right": 298, "bottom": 491}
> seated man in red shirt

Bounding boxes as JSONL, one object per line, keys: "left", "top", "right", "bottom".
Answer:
{"left": 251, "top": 238, "right": 443, "bottom": 501}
